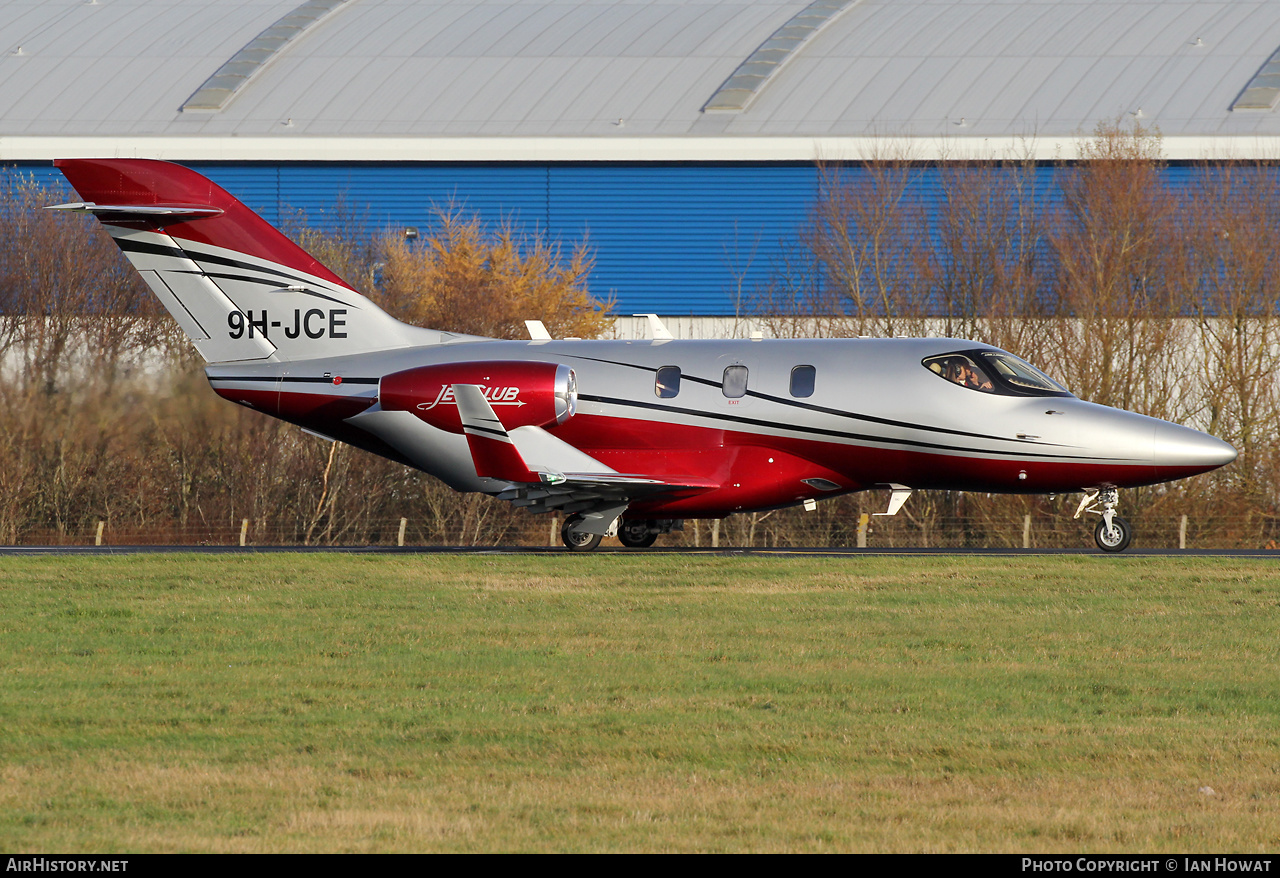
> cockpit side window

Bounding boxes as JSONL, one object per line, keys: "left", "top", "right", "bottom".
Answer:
{"left": 924, "top": 354, "right": 995, "bottom": 393}
{"left": 922, "top": 350, "right": 1074, "bottom": 398}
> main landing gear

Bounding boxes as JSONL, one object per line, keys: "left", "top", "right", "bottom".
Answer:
{"left": 560, "top": 515, "right": 680, "bottom": 550}
{"left": 617, "top": 519, "right": 659, "bottom": 548}
{"left": 561, "top": 514, "right": 603, "bottom": 551}
{"left": 1074, "top": 487, "right": 1133, "bottom": 553}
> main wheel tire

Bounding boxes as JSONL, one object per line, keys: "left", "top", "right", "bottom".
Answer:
{"left": 561, "top": 515, "right": 602, "bottom": 551}
{"left": 1094, "top": 516, "right": 1133, "bottom": 553}
{"left": 617, "top": 520, "right": 658, "bottom": 548}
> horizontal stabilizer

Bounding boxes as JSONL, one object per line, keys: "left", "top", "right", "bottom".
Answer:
{"left": 46, "top": 201, "right": 224, "bottom": 224}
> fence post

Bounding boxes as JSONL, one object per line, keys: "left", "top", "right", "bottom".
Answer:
{"left": 240, "top": 519, "right": 249, "bottom": 547}
{"left": 95, "top": 520, "right": 104, "bottom": 547}
{"left": 398, "top": 517, "right": 407, "bottom": 547}
{"left": 857, "top": 513, "right": 869, "bottom": 548}
{"left": 1023, "top": 514, "right": 1032, "bottom": 549}
{"left": 711, "top": 519, "right": 720, "bottom": 548}
{"left": 1179, "top": 514, "right": 1188, "bottom": 550}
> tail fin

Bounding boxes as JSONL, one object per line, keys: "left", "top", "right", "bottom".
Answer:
{"left": 51, "top": 158, "right": 441, "bottom": 363}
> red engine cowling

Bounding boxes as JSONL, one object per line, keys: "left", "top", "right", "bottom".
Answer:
{"left": 379, "top": 360, "right": 577, "bottom": 434}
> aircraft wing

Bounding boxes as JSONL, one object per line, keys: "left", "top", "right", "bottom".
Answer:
{"left": 453, "top": 383, "right": 717, "bottom": 522}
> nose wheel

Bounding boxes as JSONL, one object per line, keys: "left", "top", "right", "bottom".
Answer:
{"left": 1075, "top": 487, "right": 1133, "bottom": 553}
{"left": 1093, "top": 515, "right": 1132, "bottom": 552}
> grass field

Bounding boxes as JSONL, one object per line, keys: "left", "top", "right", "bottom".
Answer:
{"left": 1, "top": 553, "right": 1278, "bottom": 852}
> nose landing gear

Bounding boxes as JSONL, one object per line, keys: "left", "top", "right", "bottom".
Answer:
{"left": 1074, "top": 487, "right": 1133, "bottom": 552}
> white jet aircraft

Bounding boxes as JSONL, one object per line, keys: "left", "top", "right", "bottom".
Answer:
{"left": 49, "top": 159, "right": 1237, "bottom": 551}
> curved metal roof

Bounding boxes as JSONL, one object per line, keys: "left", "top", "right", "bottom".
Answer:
{"left": 4, "top": 0, "right": 1280, "bottom": 160}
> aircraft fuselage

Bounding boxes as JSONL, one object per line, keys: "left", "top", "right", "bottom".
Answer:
{"left": 207, "top": 336, "right": 1235, "bottom": 519}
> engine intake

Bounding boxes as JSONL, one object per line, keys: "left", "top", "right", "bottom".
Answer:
{"left": 380, "top": 360, "right": 576, "bottom": 434}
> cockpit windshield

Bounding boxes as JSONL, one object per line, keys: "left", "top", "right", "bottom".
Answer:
{"left": 977, "top": 351, "right": 1069, "bottom": 394}
{"left": 923, "top": 350, "right": 1073, "bottom": 398}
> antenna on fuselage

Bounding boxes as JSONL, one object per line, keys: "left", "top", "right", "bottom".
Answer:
{"left": 634, "top": 313, "right": 674, "bottom": 341}
{"left": 874, "top": 484, "right": 912, "bottom": 516}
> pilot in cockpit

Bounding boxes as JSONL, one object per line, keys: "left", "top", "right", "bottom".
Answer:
{"left": 946, "top": 358, "right": 993, "bottom": 392}
{"left": 962, "top": 362, "right": 993, "bottom": 391}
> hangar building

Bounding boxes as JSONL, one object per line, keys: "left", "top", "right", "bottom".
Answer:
{"left": 4, "top": 0, "right": 1280, "bottom": 322}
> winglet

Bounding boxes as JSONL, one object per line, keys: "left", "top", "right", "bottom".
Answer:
{"left": 453, "top": 384, "right": 542, "bottom": 483}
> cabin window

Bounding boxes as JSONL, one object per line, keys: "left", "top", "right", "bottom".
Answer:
{"left": 790, "top": 365, "right": 816, "bottom": 398}
{"left": 722, "top": 364, "right": 748, "bottom": 398}
{"left": 655, "top": 365, "right": 681, "bottom": 398}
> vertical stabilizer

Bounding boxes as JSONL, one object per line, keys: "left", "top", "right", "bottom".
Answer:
{"left": 52, "top": 158, "right": 444, "bottom": 363}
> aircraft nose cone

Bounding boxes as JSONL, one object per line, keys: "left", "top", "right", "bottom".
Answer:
{"left": 1153, "top": 423, "right": 1237, "bottom": 475}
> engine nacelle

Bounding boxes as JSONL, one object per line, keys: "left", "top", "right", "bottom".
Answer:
{"left": 379, "top": 360, "right": 577, "bottom": 434}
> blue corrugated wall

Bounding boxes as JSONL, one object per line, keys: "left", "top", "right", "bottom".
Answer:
{"left": 0, "top": 160, "right": 1212, "bottom": 315}
{"left": 254, "top": 162, "right": 822, "bottom": 315}
{"left": 4, "top": 161, "right": 818, "bottom": 315}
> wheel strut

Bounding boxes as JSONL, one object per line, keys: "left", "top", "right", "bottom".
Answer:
{"left": 1074, "top": 487, "right": 1133, "bottom": 552}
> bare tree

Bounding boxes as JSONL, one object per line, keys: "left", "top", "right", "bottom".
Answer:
{"left": 1045, "top": 120, "right": 1180, "bottom": 414}
{"left": 1182, "top": 162, "right": 1280, "bottom": 502}
{"left": 807, "top": 159, "right": 936, "bottom": 336}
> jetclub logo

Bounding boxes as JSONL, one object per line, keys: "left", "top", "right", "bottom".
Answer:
{"left": 418, "top": 384, "right": 526, "bottom": 411}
